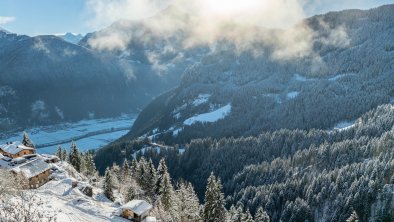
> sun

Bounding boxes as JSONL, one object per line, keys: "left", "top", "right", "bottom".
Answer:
{"left": 201, "top": 0, "right": 266, "bottom": 17}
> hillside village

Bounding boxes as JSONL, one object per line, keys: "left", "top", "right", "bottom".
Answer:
{"left": 0, "top": 133, "right": 161, "bottom": 222}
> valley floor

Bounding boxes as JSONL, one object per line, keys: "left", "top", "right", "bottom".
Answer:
{"left": 0, "top": 115, "right": 136, "bottom": 154}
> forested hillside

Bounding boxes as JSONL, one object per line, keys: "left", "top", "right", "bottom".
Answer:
{"left": 124, "top": 4, "right": 394, "bottom": 144}
{"left": 98, "top": 104, "right": 394, "bottom": 221}
{"left": 92, "top": 5, "right": 394, "bottom": 221}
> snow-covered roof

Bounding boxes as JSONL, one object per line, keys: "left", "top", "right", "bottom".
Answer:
{"left": 12, "top": 158, "right": 51, "bottom": 178}
{"left": 0, "top": 141, "right": 34, "bottom": 155}
{"left": 121, "top": 200, "right": 152, "bottom": 215}
{"left": 142, "top": 216, "right": 157, "bottom": 222}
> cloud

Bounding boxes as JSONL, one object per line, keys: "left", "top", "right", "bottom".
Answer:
{"left": 33, "top": 38, "right": 51, "bottom": 54}
{"left": 85, "top": 0, "right": 350, "bottom": 61}
{"left": 0, "top": 16, "right": 15, "bottom": 25}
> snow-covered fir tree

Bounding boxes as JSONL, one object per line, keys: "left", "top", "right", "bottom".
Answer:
{"left": 159, "top": 168, "right": 174, "bottom": 211}
{"left": 144, "top": 159, "right": 157, "bottom": 199}
{"left": 56, "top": 145, "right": 62, "bottom": 160}
{"left": 227, "top": 205, "right": 240, "bottom": 222}
{"left": 156, "top": 158, "right": 168, "bottom": 195}
{"left": 176, "top": 182, "right": 201, "bottom": 222}
{"left": 121, "top": 159, "right": 130, "bottom": 181}
{"left": 83, "top": 153, "right": 96, "bottom": 177}
{"left": 22, "top": 132, "right": 35, "bottom": 148}
{"left": 69, "top": 142, "right": 81, "bottom": 172}
{"left": 203, "top": 172, "right": 226, "bottom": 222}
{"left": 255, "top": 207, "right": 270, "bottom": 222}
{"left": 130, "top": 159, "right": 138, "bottom": 176}
{"left": 243, "top": 209, "right": 254, "bottom": 222}
{"left": 346, "top": 211, "right": 360, "bottom": 222}
{"left": 136, "top": 157, "right": 147, "bottom": 188}
{"left": 103, "top": 167, "right": 115, "bottom": 201}
{"left": 62, "top": 148, "right": 67, "bottom": 161}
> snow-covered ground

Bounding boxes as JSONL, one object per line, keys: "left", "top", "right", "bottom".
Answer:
{"left": 292, "top": 73, "right": 315, "bottom": 82}
{"left": 183, "top": 104, "right": 232, "bottom": 125}
{"left": 333, "top": 121, "right": 356, "bottom": 131}
{"left": 0, "top": 115, "right": 136, "bottom": 154}
{"left": 287, "top": 91, "right": 300, "bottom": 99}
{"left": 328, "top": 73, "right": 355, "bottom": 81}
{"left": 35, "top": 162, "right": 128, "bottom": 222}
{"left": 192, "top": 94, "right": 211, "bottom": 106}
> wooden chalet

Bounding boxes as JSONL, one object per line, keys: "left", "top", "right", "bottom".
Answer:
{"left": 120, "top": 200, "right": 153, "bottom": 222}
{"left": 11, "top": 158, "right": 51, "bottom": 189}
{"left": 0, "top": 141, "right": 35, "bottom": 159}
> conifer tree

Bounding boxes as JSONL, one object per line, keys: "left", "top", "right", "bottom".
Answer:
{"left": 156, "top": 158, "right": 168, "bottom": 195}
{"left": 22, "top": 132, "right": 35, "bottom": 148}
{"left": 130, "top": 159, "right": 138, "bottom": 177}
{"left": 103, "top": 167, "right": 115, "bottom": 201}
{"left": 125, "top": 184, "right": 136, "bottom": 202}
{"left": 122, "top": 159, "right": 130, "bottom": 181}
{"left": 84, "top": 153, "right": 96, "bottom": 177}
{"left": 136, "top": 157, "right": 147, "bottom": 188}
{"left": 159, "top": 169, "right": 174, "bottom": 211}
{"left": 56, "top": 145, "right": 62, "bottom": 160}
{"left": 62, "top": 148, "right": 67, "bottom": 161}
{"left": 243, "top": 209, "right": 254, "bottom": 222}
{"left": 144, "top": 159, "right": 157, "bottom": 199}
{"left": 69, "top": 142, "right": 81, "bottom": 172}
{"left": 203, "top": 172, "right": 226, "bottom": 222}
{"left": 232, "top": 206, "right": 244, "bottom": 222}
{"left": 177, "top": 182, "right": 200, "bottom": 222}
{"left": 227, "top": 205, "right": 240, "bottom": 222}
{"left": 346, "top": 211, "right": 359, "bottom": 222}
{"left": 255, "top": 207, "right": 270, "bottom": 222}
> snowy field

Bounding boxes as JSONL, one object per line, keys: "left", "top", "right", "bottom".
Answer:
{"left": 183, "top": 104, "right": 232, "bottom": 126}
{"left": 0, "top": 115, "right": 136, "bottom": 154}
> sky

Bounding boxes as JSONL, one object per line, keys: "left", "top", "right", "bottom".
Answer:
{"left": 0, "top": 0, "right": 393, "bottom": 36}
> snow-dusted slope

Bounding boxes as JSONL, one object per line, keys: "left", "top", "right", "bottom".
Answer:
{"left": 35, "top": 162, "right": 128, "bottom": 222}
{"left": 183, "top": 104, "right": 232, "bottom": 125}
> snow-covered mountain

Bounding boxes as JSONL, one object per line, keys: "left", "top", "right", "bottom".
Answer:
{"left": 121, "top": 4, "right": 394, "bottom": 144}
{"left": 0, "top": 12, "right": 205, "bottom": 130}
{"left": 0, "top": 32, "right": 150, "bottom": 129}
{"left": 57, "top": 32, "right": 84, "bottom": 44}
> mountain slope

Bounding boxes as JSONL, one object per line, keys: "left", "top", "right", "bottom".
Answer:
{"left": 0, "top": 31, "right": 155, "bottom": 130}
{"left": 122, "top": 4, "right": 394, "bottom": 144}
{"left": 1, "top": 12, "right": 205, "bottom": 131}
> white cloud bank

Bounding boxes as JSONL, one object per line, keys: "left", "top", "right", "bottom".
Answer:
{"left": 84, "top": 0, "right": 350, "bottom": 60}
{"left": 0, "top": 16, "right": 15, "bottom": 25}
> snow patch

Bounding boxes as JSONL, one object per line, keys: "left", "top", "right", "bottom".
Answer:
{"left": 328, "top": 73, "right": 354, "bottom": 81}
{"left": 293, "top": 73, "right": 309, "bottom": 81}
{"left": 172, "top": 128, "right": 183, "bottom": 137}
{"left": 333, "top": 121, "right": 355, "bottom": 131}
{"left": 287, "top": 91, "right": 299, "bottom": 99}
{"left": 183, "top": 104, "right": 231, "bottom": 126}
{"left": 192, "top": 94, "right": 211, "bottom": 106}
